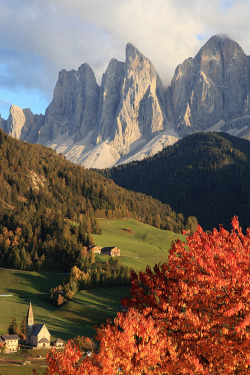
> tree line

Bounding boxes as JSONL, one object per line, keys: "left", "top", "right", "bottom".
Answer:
{"left": 0, "top": 129, "right": 194, "bottom": 272}
{"left": 49, "top": 252, "right": 131, "bottom": 306}
{"left": 101, "top": 132, "right": 250, "bottom": 231}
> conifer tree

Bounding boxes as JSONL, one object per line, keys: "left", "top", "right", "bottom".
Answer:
{"left": 7, "top": 316, "right": 18, "bottom": 335}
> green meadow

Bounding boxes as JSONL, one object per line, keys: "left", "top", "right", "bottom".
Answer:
{"left": 0, "top": 269, "right": 87, "bottom": 341}
{"left": 54, "top": 287, "right": 129, "bottom": 329}
{"left": 0, "top": 220, "right": 185, "bottom": 340}
{"left": 93, "top": 219, "right": 185, "bottom": 271}
{"left": 0, "top": 219, "right": 186, "bottom": 374}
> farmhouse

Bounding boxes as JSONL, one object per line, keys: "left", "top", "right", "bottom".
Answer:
{"left": 54, "top": 338, "right": 64, "bottom": 347}
{"left": 101, "top": 246, "right": 121, "bottom": 256}
{"left": 0, "top": 334, "right": 19, "bottom": 352}
{"left": 88, "top": 245, "right": 102, "bottom": 254}
{"left": 26, "top": 301, "right": 51, "bottom": 348}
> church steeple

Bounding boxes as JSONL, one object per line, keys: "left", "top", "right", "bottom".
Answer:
{"left": 26, "top": 301, "right": 34, "bottom": 344}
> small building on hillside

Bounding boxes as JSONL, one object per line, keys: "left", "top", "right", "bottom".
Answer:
{"left": 0, "top": 334, "right": 20, "bottom": 352}
{"left": 53, "top": 338, "right": 64, "bottom": 347}
{"left": 88, "top": 245, "right": 102, "bottom": 254}
{"left": 101, "top": 247, "right": 121, "bottom": 256}
{"left": 26, "top": 302, "right": 51, "bottom": 348}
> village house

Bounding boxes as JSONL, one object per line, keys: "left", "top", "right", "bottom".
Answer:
{"left": 87, "top": 245, "right": 102, "bottom": 254}
{"left": 101, "top": 246, "right": 121, "bottom": 256}
{"left": 53, "top": 338, "right": 64, "bottom": 347}
{"left": 26, "top": 301, "right": 51, "bottom": 348}
{"left": 0, "top": 334, "right": 20, "bottom": 352}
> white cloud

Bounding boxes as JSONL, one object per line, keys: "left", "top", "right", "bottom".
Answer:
{"left": 0, "top": 0, "right": 250, "bottom": 116}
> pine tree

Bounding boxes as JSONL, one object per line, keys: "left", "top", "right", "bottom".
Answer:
{"left": 8, "top": 316, "right": 18, "bottom": 334}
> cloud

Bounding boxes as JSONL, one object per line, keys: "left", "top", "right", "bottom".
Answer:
{"left": 0, "top": 0, "right": 250, "bottom": 115}
{"left": 0, "top": 98, "right": 11, "bottom": 110}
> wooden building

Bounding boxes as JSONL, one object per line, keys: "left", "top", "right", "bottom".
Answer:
{"left": 87, "top": 245, "right": 102, "bottom": 254}
{"left": 54, "top": 338, "right": 64, "bottom": 347}
{"left": 101, "top": 247, "right": 121, "bottom": 256}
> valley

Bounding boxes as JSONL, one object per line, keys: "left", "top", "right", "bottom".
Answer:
{"left": 0, "top": 218, "right": 186, "bottom": 373}
{"left": 0, "top": 28, "right": 249, "bottom": 373}
{"left": 0, "top": 219, "right": 185, "bottom": 338}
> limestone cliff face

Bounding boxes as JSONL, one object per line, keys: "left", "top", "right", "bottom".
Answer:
{"left": 37, "top": 63, "right": 99, "bottom": 144}
{"left": 94, "top": 58, "right": 125, "bottom": 143}
{"left": 2, "top": 35, "right": 250, "bottom": 168}
{"left": 111, "top": 43, "right": 166, "bottom": 150}
{"left": 6, "top": 105, "right": 44, "bottom": 142}
{"left": 171, "top": 35, "right": 250, "bottom": 134}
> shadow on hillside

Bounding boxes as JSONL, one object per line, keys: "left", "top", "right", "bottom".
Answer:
{"left": 7, "top": 287, "right": 94, "bottom": 340}
{"left": 5, "top": 270, "right": 65, "bottom": 295}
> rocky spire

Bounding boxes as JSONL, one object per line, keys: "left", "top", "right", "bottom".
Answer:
{"left": 111, "top": 42, "right": 166, "bottom": 150}
{"left": 171, "top": 34, "right": 250, "bottom": 133}
{"left": 37, "top": 63, "right": 100, "bottom": 144}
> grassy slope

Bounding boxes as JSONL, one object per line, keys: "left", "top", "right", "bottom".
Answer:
{"left": 54, "top": 287, "right": 129, "bottom": 330}
{"left": 93, "top": 219, "right": 186, "bottom": 271}
{"left": 0, "top": 270, "right": 92, "bottom": 341}
{"left": 54, "top": 220, "right": 185, "bottom": 335}
{"left": 0, "top": 220, "right": 185, "bottom": 342}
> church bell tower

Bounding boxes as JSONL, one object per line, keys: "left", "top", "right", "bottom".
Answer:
{"left": 26, "top": 301, "right": 34, "bottom": 344}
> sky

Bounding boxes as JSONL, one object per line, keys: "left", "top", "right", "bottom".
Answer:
{"left": 1, "top": 0, "right": 250, "bottom": 120}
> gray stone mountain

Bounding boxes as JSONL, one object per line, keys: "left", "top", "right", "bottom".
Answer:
{"left": 6, "top": 105, "right": 44, "bottom": 143}
{"left": 37, "top": 63, "right": 100, "bottom": 144}
{"left": 171, "top": 35, "right": 250, "bottom": 135}
{"left": 1, "top": 35, "right": 250, "bottom": 168}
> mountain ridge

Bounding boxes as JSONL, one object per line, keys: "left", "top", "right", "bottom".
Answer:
{"left": 101, "top": 132, "right": 250, "bottom": 231}
{"left": 1, "top": 35, "right": 250, "bottom": 168}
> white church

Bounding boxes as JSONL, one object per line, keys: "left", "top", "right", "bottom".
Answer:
{"left": 26, "top": 301, "right": 51, "bottom": 348}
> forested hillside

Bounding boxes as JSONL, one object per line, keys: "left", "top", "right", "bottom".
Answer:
{"left": 0, "top": 129, "right": 190, "bottom": 272}
{"left": 102, "top": 132, "right": 250, "bottom": 230}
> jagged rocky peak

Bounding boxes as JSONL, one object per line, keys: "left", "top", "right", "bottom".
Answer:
{"left": 94, "top": 58, "right": 125, "bottom": 144}
{"left": 195, "top": 34, "right": 248, "bottom": 84}
{"left": 2, "top": 34, "right": 250, "bottom": 168}
{"left": 111, "top": 42, "right": 166, "bottom": 149}
{"left": 171, "top": 34, "right": 250, "bottom": 133}
{"left": 37, "top": 63, "right": 100, "bottom": 144}
{"left": 7, "top": 105, "right": 33, "bottom": 140}
{"left": 125, "top": 42, "right": 163, "bottom": 88}
{"left": 6, "top": 105, "right": 44, "bottom": 143}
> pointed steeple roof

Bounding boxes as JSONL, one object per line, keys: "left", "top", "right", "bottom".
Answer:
{"left": 26, "top": 301, "right": 34, "bottom": 325}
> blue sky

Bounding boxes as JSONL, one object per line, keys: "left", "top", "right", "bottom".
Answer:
{"left": 0, "top": 0, "right": 250, "bottom": 120}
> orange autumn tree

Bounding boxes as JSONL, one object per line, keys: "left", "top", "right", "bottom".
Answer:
{"left": 40, "top": 217, "right": 250, "bottom": 374}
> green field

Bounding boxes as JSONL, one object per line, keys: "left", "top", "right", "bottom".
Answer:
{"left": 0, "top": 269, "right": 93, "bottom": 341}
{"left": 0, "top": 220, "right": 186, "bottom": 373}
{"left": 93, "top": 219, "right": 186, "bottom": 271}
{"left": 0, "top": 272, "right": 129, "bottom": 342}
{"left": 54, "top": 287, "right": 129, "bottom": 329}
{"left": 0, "top": 220, "right": 185, "bottom": 340}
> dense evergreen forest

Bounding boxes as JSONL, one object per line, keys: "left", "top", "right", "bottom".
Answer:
{"left": 102, "top": 132, "right": 250, "bottom": 231}
{"left": 0, "top": 129, "right": 192, "bottom": 272}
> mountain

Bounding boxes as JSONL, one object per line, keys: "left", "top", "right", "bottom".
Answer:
{"left": 101, "top": 132, "right": 250, "bottom": 231}
{"left": 1, "top": 35, "right": 250, "bottom": 168}
{"left": 0, "top": 129, "right": 193, "bottom": 272}
{"left": 171, "top": 35, "right": 250, "bottom": 135}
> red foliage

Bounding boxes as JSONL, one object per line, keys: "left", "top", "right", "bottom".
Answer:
{"left": 40, "top": 217, "right": 250, "bottom": 374}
